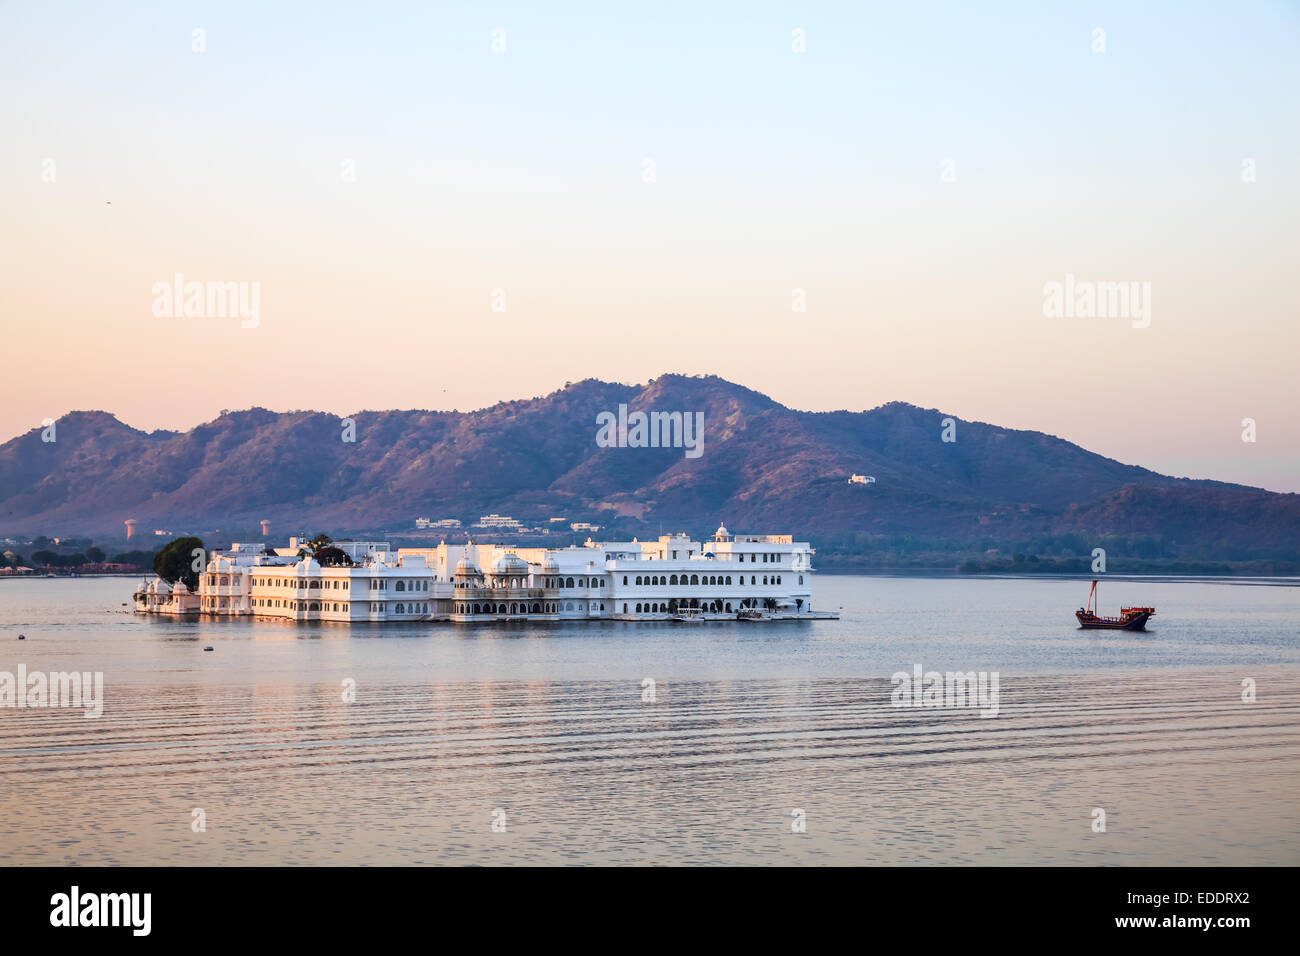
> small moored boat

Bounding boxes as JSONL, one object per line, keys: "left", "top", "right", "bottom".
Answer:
{"left": 1075, "top": 580, "right": 1155, "bottom": 631}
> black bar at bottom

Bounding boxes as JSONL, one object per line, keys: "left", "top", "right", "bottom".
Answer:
{"left": 0, "top": 865, "right": 1281, "bottom": 943}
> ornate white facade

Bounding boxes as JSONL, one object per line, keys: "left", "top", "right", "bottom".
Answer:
{"left": 136, "top": 524, "right": 829, "bottom": 623}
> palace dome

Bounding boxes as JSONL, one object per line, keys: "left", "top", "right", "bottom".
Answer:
{"left": 492, "top": 554, "right": 529, "bottom": 575}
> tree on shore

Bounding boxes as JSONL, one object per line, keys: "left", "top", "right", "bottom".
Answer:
{"left": 153, "top": 536, "right": 206, "bottom": 592}
{"left": 313, "top": 546, "right": 353, "bottom": 567}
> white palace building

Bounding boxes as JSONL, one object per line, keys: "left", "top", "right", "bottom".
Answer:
{"left": 134, "top": 525, "right": 832, "bottom": 623}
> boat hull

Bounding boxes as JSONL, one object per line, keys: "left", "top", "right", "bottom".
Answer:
{"left": 1075, "top": 610, "right": 1152, "bottom": 631}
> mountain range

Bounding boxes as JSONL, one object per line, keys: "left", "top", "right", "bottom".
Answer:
{"left": 2, "top": 374, "right": 1296, "bottom": 566}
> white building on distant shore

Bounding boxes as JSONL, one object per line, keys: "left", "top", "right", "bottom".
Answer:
{"left": 473, "top": 514, "right": 524, "bottom": 532}
{"left": 135, "top": 524, "right": 831, "bottom": 623}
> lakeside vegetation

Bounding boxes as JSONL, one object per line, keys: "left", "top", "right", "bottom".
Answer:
{"left": 6, "top": 526, "right": 1299, "bottom": 579}
{"left": 813, "top": 530, "right": 1300, "bottom": 576}
{"left": 817, "top": 553, "right": 1300, "bottom": 576}
{"left": 1, "top": 534, "right": 156, "bottom": 574}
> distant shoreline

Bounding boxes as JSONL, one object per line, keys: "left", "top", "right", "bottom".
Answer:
{"left": 0, "top": 572, "right": 145, "bottom": 580}
{"left": 815, "top": 567, "right": 1300, "bottom": 584}
{"left": 5, "top": 569, "right": 1298, "bottom": 585}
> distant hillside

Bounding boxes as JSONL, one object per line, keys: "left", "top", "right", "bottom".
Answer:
{"left": 1, "top": 374, "right": 1297, "bottom": 566}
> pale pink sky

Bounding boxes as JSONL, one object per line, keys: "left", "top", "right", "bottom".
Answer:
{"left": 2, "top": 2, "right": 1297, "bottom": 491}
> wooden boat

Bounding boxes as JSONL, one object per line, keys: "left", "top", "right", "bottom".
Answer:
{"left": 1075, "top": 580, "right": 1155, "bottom": 630}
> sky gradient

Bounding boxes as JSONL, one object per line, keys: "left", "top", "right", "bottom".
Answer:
{"left": 3, "top": 1, "right": 1298, "bottom": 490}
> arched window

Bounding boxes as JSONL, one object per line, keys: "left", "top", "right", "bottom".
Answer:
{"left": 566, "top": 577, "right": 575, "bottom": 588}
{"left": 396, "top": 603, "right": 405, "bottom": 614}
{"left": 622, "top": 575, "right": 628, "bottom": 585}
{"left": 690, "top": 575, "right": 699, "bottom": 585}
{"left": 396, "top": 581, "right": 405, "bottom": 591}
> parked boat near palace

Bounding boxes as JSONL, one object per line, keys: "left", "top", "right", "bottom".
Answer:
{"left": 1075, "top": 580, "right": 1156, "bottom": 630}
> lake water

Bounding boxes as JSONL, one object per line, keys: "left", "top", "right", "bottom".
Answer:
{"left": 1, "top": 574, "right": 1297, "bottom": 865}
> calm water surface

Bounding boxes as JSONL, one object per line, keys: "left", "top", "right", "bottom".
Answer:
{"left": 1, "top": 574, "right": 1297, "bottom": 864}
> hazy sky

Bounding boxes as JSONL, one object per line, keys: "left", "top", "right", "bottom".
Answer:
{"left": 3, "top": 1, "right": 1297, "bottom": 490}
